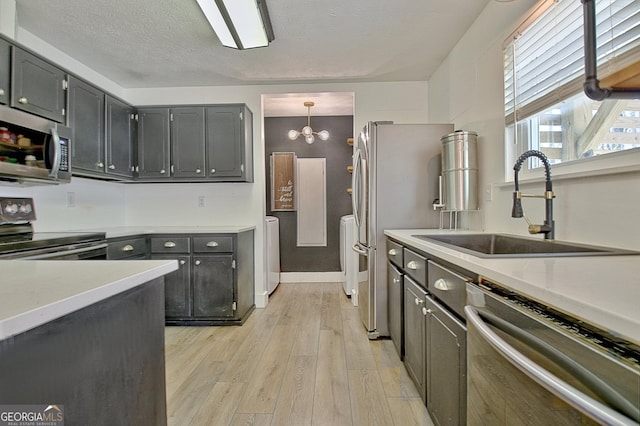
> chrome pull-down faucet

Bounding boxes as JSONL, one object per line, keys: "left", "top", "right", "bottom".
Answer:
{"left": 512, "top": 150, "right": 555, "bottom": 240}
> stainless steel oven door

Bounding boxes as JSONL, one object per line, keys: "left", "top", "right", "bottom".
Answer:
{"left": 8, "top": 242, "right": 107, "bottom": 260}
{"left": 465, "top": 284, "right": 640, "bottom": 426}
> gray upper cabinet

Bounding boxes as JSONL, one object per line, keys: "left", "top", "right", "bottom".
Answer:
{"left": 105, "top": 96, "right": 135, "bottom": 178}
{"left": 206, "top": 105, "right": 252, "bottom": 181}
{"left": 171, "top": 107, "right": 206, "bottom": 178}
{"left": 137, "top": 107, "right": 171, "bottom": 178}
{"left": 68, "top": 76, "right": 105, "bottom": 174}
{"left": 10, "top": 47, "right": 66, "bottom": 123}
{"left": 137, "top": 104, "right": 253, "bottom": 182}
{"left": 0, "top": 39, "right": 9, "bottom": 105}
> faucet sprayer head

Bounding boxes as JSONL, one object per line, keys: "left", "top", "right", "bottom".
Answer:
{"left": 512, "top": 192, "right": 524, "bottom": 218}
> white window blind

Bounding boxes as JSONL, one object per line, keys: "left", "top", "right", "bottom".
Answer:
{"left": 505, "top": 0, "right": 640, "bottom": 125}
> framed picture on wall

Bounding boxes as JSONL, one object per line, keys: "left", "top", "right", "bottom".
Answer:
{"left": 270, "top": 152, "right": 297, "bottom": 211}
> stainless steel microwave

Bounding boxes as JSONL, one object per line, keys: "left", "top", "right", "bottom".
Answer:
{"left": 0, "top": 106, "right": 71, "bottom": 185}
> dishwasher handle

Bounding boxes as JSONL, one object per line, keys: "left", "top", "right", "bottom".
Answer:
{"left": 465, "top": 306, "right": 639, "bottom": 426}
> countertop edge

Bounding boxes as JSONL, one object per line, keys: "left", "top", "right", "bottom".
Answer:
{"left": 0, "top": 260, "right": 178, "bottom": 341}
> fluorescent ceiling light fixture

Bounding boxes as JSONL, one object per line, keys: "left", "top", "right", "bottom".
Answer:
{"left": 196, "top": 0, "right": 275, "bottom": 50}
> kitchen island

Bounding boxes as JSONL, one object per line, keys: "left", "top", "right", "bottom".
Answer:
{"left": 0, "top": 259, "right": 177, "bottom": 425}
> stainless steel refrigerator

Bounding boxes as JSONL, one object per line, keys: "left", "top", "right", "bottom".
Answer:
{"left": 351, "top": 121, "right": 453, "bottom": 339}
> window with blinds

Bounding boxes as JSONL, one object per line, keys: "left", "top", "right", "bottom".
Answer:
{"left": 504, "top": 0, "right": 640, "bottom": 172}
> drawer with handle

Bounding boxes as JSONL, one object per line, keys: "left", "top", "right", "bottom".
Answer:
{"left": 107, "top": 236, "right": 148, "bottom": 260}
{"left": 193, "top": 235, "right": 233, "bottom": 253}
{"left": 403, "top": 247, "right": 427, "bottom": 288}
{"left": 427, "top": 260, "right": 471, "bottom": 319}
{"left": 150, "top": 236, "right": 191, "bottom": 253}
{"left": 387, "top": 239, "right": 404, "bottom": 267}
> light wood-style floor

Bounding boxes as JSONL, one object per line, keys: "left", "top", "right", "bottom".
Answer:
{"left": 164, "top": 282, "right": 434, "bottom": 426}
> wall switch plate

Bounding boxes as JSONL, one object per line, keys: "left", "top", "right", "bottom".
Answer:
{"left": 198, "top": 196, "right": 205, "bottom": 208}
{"left": 484, "top": 184, "right": 493, "bottom": 202}
{"left": 67, "top": 192, "right": 76, "bottom": 208}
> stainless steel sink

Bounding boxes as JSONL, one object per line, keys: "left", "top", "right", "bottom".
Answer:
{"left": 411, "top": 233, "right": 639, "bottom": 258}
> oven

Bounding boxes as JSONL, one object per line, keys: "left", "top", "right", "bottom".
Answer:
{"left": 465, "top": 281, "right": 640, "bottom": 426}
{"left": 0, "top": 197, "right": 106, "bottom": 260}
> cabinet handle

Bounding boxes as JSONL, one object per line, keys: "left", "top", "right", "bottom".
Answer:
{"left": 388, "top": 248, "right": 397, "bottom": 256}
{"left": 206, "top": 241, "right": 219, "bottom": 247}
{"left": 392, "top": 278, "right": 400, "bottom": 284}
{"left": 18, "top": 96, "right": 28, "bottom": 104}
{"left": 414, "top": 297, "right": 424, "bottom": 306}
{"left": 122, "top": 244, "right": 134, "bottom": 252}
{"left": 164, "top": 241, "right": 176, "bottom": 248}
{"left": 96, "top": 162, "right": 104, "bottom": 168}
{"left": 196, "top": 169, "right": 201, "bottom": 174}
{"left": 195, "top": 260, "right": 201, "bottom": 266}
{"left": 422, "top": 307, "right": 432, "bottom": 316}
{"left": 407, "top": 260, "right": 418, "bottom": 270}
{"left": 210, "top": 168, "right": 216, "bottom": 174}
{"left": 179, "top": 260, "right": 186, "bottom": 265}
{"left": 108, "top": 164, "right": 116, "bottom": 170}
{"left": 434, "top": 278, "right": 451, "bottom": 291}
{"left": 160, "top": 169, "right": 166, "bottom": 174}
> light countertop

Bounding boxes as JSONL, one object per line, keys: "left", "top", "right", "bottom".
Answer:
{"left": 72, "top": 226, "right": 256, "bottom": 239}
{"left": 385, "top": 229, "right": 640, "bottom": 346}
{"left": 0, "top": 259, "right": 178, "bottom": 340}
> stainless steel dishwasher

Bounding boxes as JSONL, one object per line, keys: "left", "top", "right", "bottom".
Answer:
{"left": 466, "top": 280, "right": 640, "bottom": 426}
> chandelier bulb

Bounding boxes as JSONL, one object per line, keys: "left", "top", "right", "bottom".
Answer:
{"left": 288, "top": 130, "right": 299, "bottom": 140}
{"left": 318, "top": 130, "right": 330, "bottom": 141}
{"left": 305, "top": 134, "right": 315, "bottom": 144}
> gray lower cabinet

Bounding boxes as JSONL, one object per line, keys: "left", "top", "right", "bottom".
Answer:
{"left": 404, "top": 276, "right": 427, "bottom": 402}
{"left": 151, "top": 231, "right": 255, "bottom": 325}
{"left": 68, "top": 76, "right": 105, "bottom": 174}
{"left": 10, "top": 47, "right": 66, "bottom": 123}
{"left": 388, "top": 261, "right": 404, "bottom": 359}
{"left": 425, "top": 295, "right": 466, "bottom": 426}
{"left": 0, "top": 39, "right": 9, "bottom": 105}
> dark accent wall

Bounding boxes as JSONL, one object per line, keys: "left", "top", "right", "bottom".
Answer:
{"left": 265, "top": 116, "right": 354, "bottom": 272}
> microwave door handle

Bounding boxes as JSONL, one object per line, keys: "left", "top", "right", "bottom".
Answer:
{"left": 465, "top": 306, "right": 639, "bottom": 426}
{"left": 48, "top": 127, "right": 62, "bottom": 179}
{"left": 351, "top": 149, "right": 361, "bottom": 228}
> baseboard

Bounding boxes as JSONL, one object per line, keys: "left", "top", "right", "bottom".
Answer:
{"left": 255, "top": 290, "right": 268, "bottom": 308}
{"left": 279, "top": 272, "right": 345, "bottom": 283}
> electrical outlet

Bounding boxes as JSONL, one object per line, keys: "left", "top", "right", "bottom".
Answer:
{"left": 67, "top": 192, "right": 76, "bottom": 208}
{"left": 198, "top": 196, "right": 205, "bottom": 208}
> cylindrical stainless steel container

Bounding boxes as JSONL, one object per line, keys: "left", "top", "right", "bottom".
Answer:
{"left": 441, "top": 130, "right": 478, "bottom": 211}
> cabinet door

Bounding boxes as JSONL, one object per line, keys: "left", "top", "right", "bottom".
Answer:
{"left": 155, "top": 254, "right": 192, "bottom": 319}
{"left": 105, "top": 96, "right": 135, "bottom": 178}
{"left": 426, "top": 296, "right": 466, "bottom": 426}
{"left": 192, "top": 254, "right": 235, "bottom": 318}
{"left": 68, "top": 76, "right": 105, "bottom": 174}
{"left": 205, "top": 106, "right": 243, "bottom": 179}
{"left": 10, "top": 47, "right": 66, "bottom": 123}
{"left": 171, "top": 107, "right": 206, "bottom": 178}
{"left": 388, "top": 261, "right": 404, "bottom": 359}
{"left": 403, "top": 277, "right": 427, "bottom": 402}
{"left": 137, "top": 108, "right": 170, "bottom": 178}
{"left": 0, "top": 39, "right": 9, "bottom": 105}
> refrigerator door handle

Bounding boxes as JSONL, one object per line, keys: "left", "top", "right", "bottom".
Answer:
{"left": 351, "top": 149, "right": 362, "bottom": 228}
{"left": 352, "top": 243, "right": 368, "bottom": 255}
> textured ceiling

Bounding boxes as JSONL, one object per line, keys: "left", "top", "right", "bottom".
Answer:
{"left": 14, "top": 0, "right": 491, "bottom": 115}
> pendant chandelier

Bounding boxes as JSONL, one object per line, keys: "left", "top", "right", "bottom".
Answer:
{"left": 287, "top": 102, "right": 329, "bottom": 144}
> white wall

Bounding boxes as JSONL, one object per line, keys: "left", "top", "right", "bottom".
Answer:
{"left": 428, "top": 1, "right": 640, "bottom": 250}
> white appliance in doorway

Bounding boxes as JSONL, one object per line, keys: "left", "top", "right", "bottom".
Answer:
{"left": 340, "top": 215, "right": 358, "bottom": 303}
{"left": 265, "top": 216, "right": 280, "bottom": 295}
